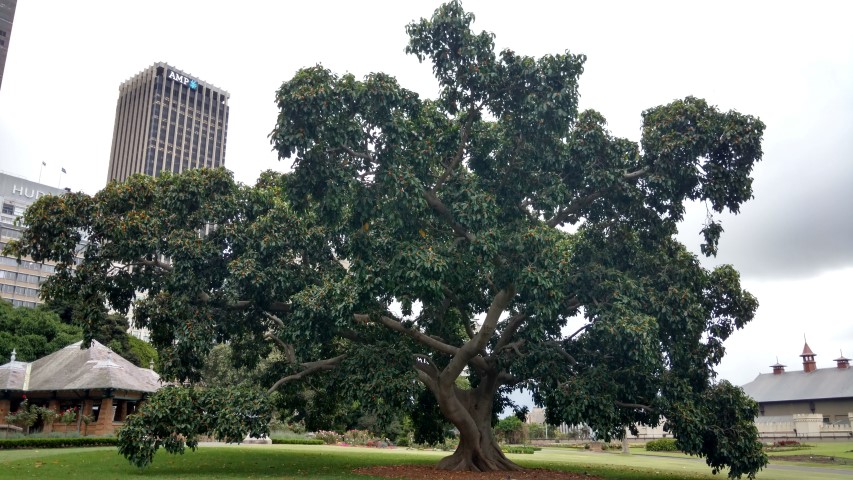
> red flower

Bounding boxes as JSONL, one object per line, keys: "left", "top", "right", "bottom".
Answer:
{"left": 21, "top": 394, "right": 26, "bottom": 399}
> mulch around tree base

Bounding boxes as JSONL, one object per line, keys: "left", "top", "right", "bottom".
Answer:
{"left": 354, "top": 465, "right": 602, "bottom": 479}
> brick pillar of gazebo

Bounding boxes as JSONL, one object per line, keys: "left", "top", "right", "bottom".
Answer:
{"left": 0, "top": 398, "right": 9, "bottom": 423}
{"left": 81, "top": 399, "right": 94, "bottom": 435}
{"left": 43, "top": 399, "right": 61, "bottom": 433}
{"left": 93, "top": 397, "right": 114, "bottom": 435}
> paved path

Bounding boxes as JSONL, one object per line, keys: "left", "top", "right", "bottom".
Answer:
{"left": 632, "top": 452, "right": 853, "bottom": 476}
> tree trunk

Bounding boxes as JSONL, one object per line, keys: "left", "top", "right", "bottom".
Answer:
{"left": 433, "top": 374, "right": 523, "bottom": 472}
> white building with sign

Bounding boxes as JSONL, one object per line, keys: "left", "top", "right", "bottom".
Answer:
{"left": 0, "top": 172, "right": 69, "bottom": 307}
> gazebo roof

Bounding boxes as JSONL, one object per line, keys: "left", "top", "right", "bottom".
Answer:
{"left": 0, "top": 340, "right": 161, "bottom": 393}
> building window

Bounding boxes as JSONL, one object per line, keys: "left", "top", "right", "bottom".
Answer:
{"left": 2, "top": 203, "right": 13, "bottom": 215}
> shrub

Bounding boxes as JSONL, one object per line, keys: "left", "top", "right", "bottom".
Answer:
{"left": 0, "top": 437, "right": 118, "bottom": 449}
{"left": 774, "top": 440, "right": 800, "bottom": 447}
{"left": 314, "top": 430, "right": 342, "bottom": 445}
{"left": 270, "top": 438, "right": 323, "bottom": 445}
{"left": 343, "top": 429, "right": 373, "bottom": 446}
{"left": 501, "top": 446, "right": 540, "bottom": 454}
{"left": 646, "top": 438, "right": 679, "bottom": 452}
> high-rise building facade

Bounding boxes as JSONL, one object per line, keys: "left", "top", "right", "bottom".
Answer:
{"left": 0, "top": 173, "right": 69, "bottom": 308}
{"left": 0, "top": 0, "right": 17, "bottom": 91}
{"left": 106, "top": 62, "right": 229, "bottom": 183}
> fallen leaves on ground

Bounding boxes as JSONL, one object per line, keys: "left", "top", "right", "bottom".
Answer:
{"left": 354, "top": 465, "right": 601, "bottom": 479}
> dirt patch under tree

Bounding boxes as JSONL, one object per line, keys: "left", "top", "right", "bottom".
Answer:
{"left": 355, "top": 465, "right": 602, "bottom": 479}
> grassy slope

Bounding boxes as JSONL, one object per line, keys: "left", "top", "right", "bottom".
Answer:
{"left": 0, "top": 444, "right": 851, "bottom": 480}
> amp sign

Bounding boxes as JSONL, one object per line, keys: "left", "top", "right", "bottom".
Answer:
{"left": 167, "top": 70, "right": 199, "bottom": 90}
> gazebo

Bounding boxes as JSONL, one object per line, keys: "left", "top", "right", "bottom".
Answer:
{"left": 0, "top": 340, "right": 161, "bottom": 435}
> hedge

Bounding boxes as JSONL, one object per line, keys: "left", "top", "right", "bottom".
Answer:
{"left": 645, "top": 438, "right": 679, "bottom": 452}
{"left": 0, "top": 437, "right": 118, "bottom": 449}
{"left": 271, "top": 438, "right": 324, "bottom": 445}
{"left": 501, "top": 445, "right": 541, "bottom": 454}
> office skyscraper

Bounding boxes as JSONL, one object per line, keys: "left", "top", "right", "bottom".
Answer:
{"left": 0, "top": 0, "right": 16, "bottom": 91}
{"left": 106, "top": 62, "right": 229, "bottom": 183}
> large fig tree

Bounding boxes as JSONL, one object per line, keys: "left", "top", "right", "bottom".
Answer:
{"left": 6, "top": 2, "right": 767, "bottom": 477}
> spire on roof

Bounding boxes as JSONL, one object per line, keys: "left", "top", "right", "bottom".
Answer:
{"left": 834, "top": 350, "right": 850, "bottom": 369}
{"left": 800, "top": 337, "right": 817, "bottom": 373}
{"left": 800, "top": 335, "right": 815, "bottom": 360}
{"left": 10, "top": 349, "right": 16, "bottom": 362}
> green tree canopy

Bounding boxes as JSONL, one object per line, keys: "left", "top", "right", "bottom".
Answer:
{"left": 0, "top": 301, "right": 82, "bottom": 363}
{"left": 5, "top": 2, "right": 767, "bottom": 476}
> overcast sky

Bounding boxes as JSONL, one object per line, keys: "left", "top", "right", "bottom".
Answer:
{"left": 1, "top": 1, "right": 852, "bottom": 391}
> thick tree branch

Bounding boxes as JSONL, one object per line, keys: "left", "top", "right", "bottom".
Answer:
{"left": 416, "top": 369, "right": 438, "bottom": 394}
{"left": 546, "top": 192, "right": 602, "bottom": 228}
{"left": 497, "top": 371, "right": 520, "bottom": 387}
{"left": 138, "top": 258, "right": 174, "bottom": 272}
{"left": 494, "top": 314, "right": 527, "bottom": 352}
{"left": 263, "top": 333, "right": 297, "bottom": 363}
{"left": 262, "top": 311, "right": 285, "bottom": 328}
{"left": 546, "top": 169, "right": 649, "bottom": 228}
{"left": 623, "top": 166, "right": 649, "bottom": 180}
{"left": 268, "top": 354, "right": 347, "bottom": 393}
{"left": 414, "top": 354, "right": 440, "bottom": 378}
{"left": 497, "top": 340, "right": 525, "bottom": 359}
{"left": 422, "top": 190, "right": 476, "bottom": 242}
{"left": 355, "top": 313, "right": 459, "bottom": 356}
{"left": 442, "top": 287, "right": 515, "bottom": 388}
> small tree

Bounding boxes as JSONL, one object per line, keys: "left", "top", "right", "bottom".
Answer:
{"left": 6, "top": 399, "right": 39, "bottom": 435}
{"left": 59, "top": 408, "right": 77, "bottom": 436}
{"left": 495, "top": 416, "right": 524, "bottom": 445}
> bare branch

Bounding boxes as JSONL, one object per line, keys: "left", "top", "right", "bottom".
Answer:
{"left": 546, "top": 340, "right": 577, "bottom": 365}
{"left": 566, "top": 323, "right": 589, "bottom": 341}
{"left": 338, "top": 145, "right": 375, "bottom": 162}
{"left": 432, "top": 108, "right": 476, "bottom": 193}
{"left": 268, "top": 354, "right": 347, "bottom": 393}
{"left": 463, "top": 321, "right": 476, "bottom": 341}
{"left": 615, "top": 401, "right": 656, "bottom": 413}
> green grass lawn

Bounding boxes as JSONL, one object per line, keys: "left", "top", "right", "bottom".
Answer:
{"left": 0, "top": 443, "right": 852, "bottom": 480}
